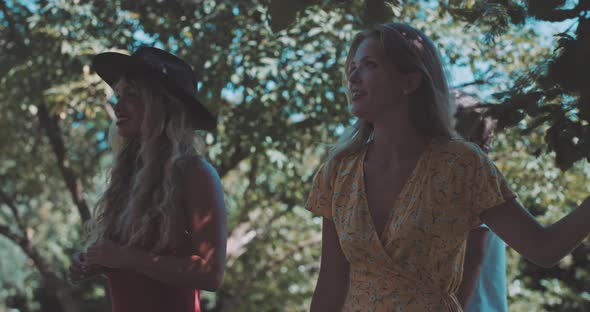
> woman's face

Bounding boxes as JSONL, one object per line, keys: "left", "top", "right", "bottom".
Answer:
{"left": 347, "top": 37, "right": 409, "bottom": 122}
{"left": 113, "top": 79, "right": 145, "bottom": 138}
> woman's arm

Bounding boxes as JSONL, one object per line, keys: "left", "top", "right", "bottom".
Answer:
{"left": 456, "top": 227, "right": 489, "bottom": 307}
{"left": 480, "top": 196, "right": 590, "bottom": 268}
{"left": 133, "top": 160, "right": 227, "bottom": 290}
{"left": 310, "top": 218, "right": 350, "bottom": 312}
{"left": 86, "top": 160, "right": 227, "bottom": 290}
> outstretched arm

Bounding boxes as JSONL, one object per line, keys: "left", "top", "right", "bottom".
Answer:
{"left": 480, "top": 197, "right": 590, "bottom": 268}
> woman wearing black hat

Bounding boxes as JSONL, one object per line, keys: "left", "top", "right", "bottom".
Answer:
{"left": 69, "top": 46, "right": 227, "bottom": 312}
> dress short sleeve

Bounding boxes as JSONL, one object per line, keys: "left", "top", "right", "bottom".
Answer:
{"left": 305, "top": 164, "right": 333, "bottom": 219}
{"left": 466, "top": 144, "right": 517, "bottom": 226}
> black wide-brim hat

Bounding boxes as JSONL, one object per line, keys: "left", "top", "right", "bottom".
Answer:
{"left": 93, "top": 46, "right": 216, "bottom": 131}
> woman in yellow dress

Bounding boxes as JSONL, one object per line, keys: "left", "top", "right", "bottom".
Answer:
{"left": 307, "top": 22, "right": 590, "bottom": 311}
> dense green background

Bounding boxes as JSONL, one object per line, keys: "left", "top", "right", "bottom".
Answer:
{"left": 1, "top": 0, "right": 589, "bottom": 311}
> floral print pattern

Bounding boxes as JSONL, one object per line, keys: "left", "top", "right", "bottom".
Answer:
{"left": 306, "top": 138, "right": 516, "bottom": 312}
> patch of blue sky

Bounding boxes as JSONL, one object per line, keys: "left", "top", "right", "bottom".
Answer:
{"left": 15, "top": 0, "right": 36, "bottom": 11}
{"left": 109, "top": 94, "right": 117, "bottom": 105}
{"left": 232, "top": 6, "right": 239, "bottom": 16}
{"left": 234, "top": 54, "right": 243, "bottom": 65}
{"left": 232, "top": 30, "right": 243, "bottom": 45}
{"left": 221, "top": 76, "right": 279, "bottom": 106}
{"left": 96, "top": 131, "right": 105, "bottom": 141}
{"left": 448, "top": 17, "right": 572, "bottom": 100}
{"left": 326, "top": 57, "right": 337, "bottom": 68}
{"left": 449, "top": 66, "right": 473, "bottom": 87}
{"left": 133, "top": 29, "right": 162, "bottom": 49}
{"left": 265, "top": 80, "right": 276, "bottom": 90}
{"left": 525, "top": 18, "right": 573, "bottom": 47}
{"left": 98, "top": 141, "right": 109, "bottom": 151}
{"left": 222, "top": 85, "right": 244, "bottom": 104}
{"left": 325, "top": 91, "right": 335, "bottom": 101}
{"left": 281, "top": 50, "right": 296, "bottom": 62}
{"left": 289, "top": 113, "right": 306, "bottom": 123}
{"left": 181, "top": 35, "right": 192, "bottom": 46}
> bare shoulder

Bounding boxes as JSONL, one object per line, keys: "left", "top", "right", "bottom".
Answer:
{"left": 176, "top": 156, "right": 222, "bottom": 190}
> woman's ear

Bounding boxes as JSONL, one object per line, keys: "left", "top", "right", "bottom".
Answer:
{"left": 404, "top": 71, "right": 423, "bottom": 94}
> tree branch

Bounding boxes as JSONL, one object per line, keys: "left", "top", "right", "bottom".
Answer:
{"left": 233, "top": 157, "right": 259, "bottom": 225}
{"left": 452, "top": 78, "right": 489, "bottom": 89}
{"left": 0, "top": 188, "right": 28, "bottom": 239}
{"left": 217, "top": 143, "right": 247, "bottom": 178}
{"left": 251, "top": 234, "right": 321, "bottom": 279}
{"left": 0, "top": 223, "right": 25, "bottom": 245}
{"left": 236, "top": 234, "right": 322, "bottom": 294}
{"left": 0, "top": 223, "right": 78, "bottom": 312}
{"left": 216, "top": 90, "right": 324, "bottom": 178}
{"left": 533, "top": 9, "right": 581, "bottom": 22}
{"left": 226, "top": 198, "right": 298, "bottom": 264}
{"left": 0, "top": 0, "right": 31, "bottom": 68}
{"left": 37, "top": 101, "right": 91, "bottom": 222}
{"left": 0, "top": 0, "right": 17, "bottom": 36}
{"left": 0, "top": 222, "right": 56, "bottom": 280}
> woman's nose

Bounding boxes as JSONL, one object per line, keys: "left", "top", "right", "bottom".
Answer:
{"left": 113, "top": 100, "right": 125, "bottom": 114}
{"left": 348, "top": 68, "right": 360, "bottom": 84}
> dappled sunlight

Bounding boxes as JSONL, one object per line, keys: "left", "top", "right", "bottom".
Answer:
{"left": 2, "top": 0, "right": 589, "bottom": 311}
{"left": 191, "top": 210, "right": 213, "bottom": 233}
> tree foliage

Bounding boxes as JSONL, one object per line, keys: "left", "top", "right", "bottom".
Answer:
{"left": 1, "top": 1, "right": 588, "bottom": 311}
{"left": 443, "top": 0, "right": 590, "bottom": 170}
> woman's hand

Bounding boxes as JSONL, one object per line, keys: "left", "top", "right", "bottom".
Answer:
{"left": 69, "top": 251, "right": 107, "bottom": 283}
{"left": 85, "top": 239, "right": 137, "bottom": 269}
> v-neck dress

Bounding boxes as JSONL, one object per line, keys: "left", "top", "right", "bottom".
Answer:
{"left": 306, "top": 138, "right": 516, "bottom": 312}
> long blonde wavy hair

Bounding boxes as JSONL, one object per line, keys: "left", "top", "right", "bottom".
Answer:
{"left": 321, "top": 23, "right": 456, "bottom": 180}
{"left": 86, "top": 73, "right": 205, "bottom": 253}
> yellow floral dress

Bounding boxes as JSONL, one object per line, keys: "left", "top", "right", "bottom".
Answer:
{"left": 306, "top": 138, "right": 516, "bottom": 312}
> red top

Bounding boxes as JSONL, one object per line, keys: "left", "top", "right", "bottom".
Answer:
{"left": 107, "top": 269, "right": 200, "bottom": 312}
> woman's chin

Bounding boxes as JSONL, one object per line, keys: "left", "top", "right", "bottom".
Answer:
{"left": 351, "top": 104, "right": 372, "bottom": 120}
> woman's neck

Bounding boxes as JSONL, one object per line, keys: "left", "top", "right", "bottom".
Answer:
{"left": 368, "top": 120, "right": 428, "bottom": 169}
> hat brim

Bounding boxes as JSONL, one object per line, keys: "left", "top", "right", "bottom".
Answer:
{"left": 93, "top": 52, "right": 217, "bottom": 131}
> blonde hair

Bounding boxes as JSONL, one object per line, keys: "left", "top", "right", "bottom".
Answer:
{"left": 321, "top": 23, "right": 456, "bottom": 180}
{"left": 86, "top": 73, "right": 205, "bottom": 253}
